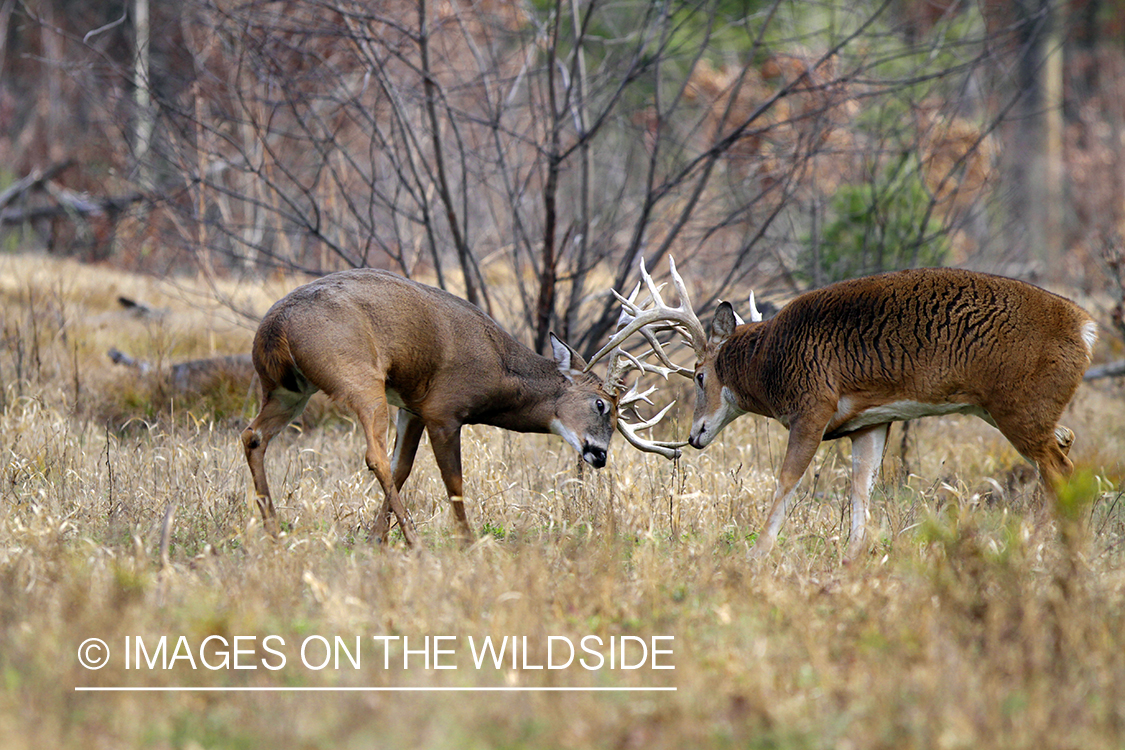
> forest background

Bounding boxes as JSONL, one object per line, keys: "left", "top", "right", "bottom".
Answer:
{"left": 3, "top": 0, "right": 1124, "bottom": 355}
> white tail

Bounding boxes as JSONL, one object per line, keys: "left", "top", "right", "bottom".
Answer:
{"left": 593, "top": 260, "right": 1097, "bottom": 561}
{"left": 241, "top": 268, "right": 673, "bottom": 546}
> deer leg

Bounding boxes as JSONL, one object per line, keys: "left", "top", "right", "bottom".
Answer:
{"left": 1054, "top": 426, "right": 1075, "bottom": 457}
{"left": 241, "top": 388, "right": 310, "bottom": 537}
{"left": 372, "top": 409, "right": 425, "bottom": 542}
{"left": 843, "top": 423, "right": 890, "bottom": 563}
{"left": 426, "top": 424, "right": 474, "bottom": 544}
{"left": 354, "top": 391, "right": 419, "bottom": 548}
{"left": 391, "top": 409, "right": 426, "bottom": 489}
{"left": 988, "top": 418, "right": 1075, "bottom": 529}
{"left": 752, "top": 412, "right": 830, "bottom": 559}
{"left": 1031, "top": 438, "right": 1074, "bottom": 509}
{"left": 1029, "top": 442, "right": 1073, "bottom": 525}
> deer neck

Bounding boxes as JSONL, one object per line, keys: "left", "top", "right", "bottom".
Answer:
{"left": 469, "top": 343, "right": 568, "bottom": 433}
{"left": 715, "top": 324, "right": 775, "bottom": 418}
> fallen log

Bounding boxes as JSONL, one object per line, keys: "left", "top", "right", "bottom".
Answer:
{"left": 0, "top": 160, "right": 73, "bottom": 210}
{"left": 1085, "top": 360, "right": 1125, "bottom": 380}
{"left": 0, "top": 191, "right": 143, "bottom": 226}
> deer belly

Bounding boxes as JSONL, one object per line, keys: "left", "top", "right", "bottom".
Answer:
{"left": 831, "top": 397, "right": 994, "bottom": 435}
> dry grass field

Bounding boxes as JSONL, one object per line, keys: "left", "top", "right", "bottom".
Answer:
{"left": 2, "top": 253, "right": 1125, "bottom": 749}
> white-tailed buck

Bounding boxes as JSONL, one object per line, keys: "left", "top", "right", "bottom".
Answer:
{"left": 590, "top": 259, "right": 1097, "bottom": 560}
{"left": 241, "top": 268, "right": 676, "bottom": 546}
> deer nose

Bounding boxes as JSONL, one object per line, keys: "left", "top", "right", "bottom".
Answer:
{"left": 688, "top": 425, "right": 705, "bottom": 450}
{"left": 582, "top": 444, "right": 607, "bottom": 469}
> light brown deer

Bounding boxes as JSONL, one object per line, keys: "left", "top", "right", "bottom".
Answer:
{"left": 241, "top": 268, "right": 676, "bottom": 546}
{"left": 589, "top": 259, "right": 1098, "bottom": 561}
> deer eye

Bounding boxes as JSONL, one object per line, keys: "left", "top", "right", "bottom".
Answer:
{"left": 595, "top": 398, "right": 606, "bottom": 415}
{"left": 695, "top": 372, "right": 705, "bottom": 387}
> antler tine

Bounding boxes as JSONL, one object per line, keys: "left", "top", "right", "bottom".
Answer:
{"left": 585, "top": 256, "right": 709, "bottom": 370}
{"left": 665, "top": 256, "right": 707, "bottom": 354}
{"left": 635, "top": 327, "right": 694, "bottom": 378}
{"left": 619, "top": 381, "right": 658, "bottom": 407}
{"left": 615, "top": 346, "right": 684, "bottom": 383}
{"left": 580, "top": 256, "right": 705, "bottom": 459}
{"left": 603, "top": 284, "right": 642, "bottom": 389}
{"left": 639, "top": 257, "right": 667, "bottom": 309}
{"left": 594, "top": 278, "right": 687, "bottom": 459}
{"left": 748, "top": 290, "right": 763, "bottom": 322}
{"left": 616, "top": 401, "right": 686, "bottom": 460}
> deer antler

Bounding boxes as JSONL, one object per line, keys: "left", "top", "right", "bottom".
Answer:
{"left": 606, "top": 346, "right": 685, "bottom": 458}
{"left": 589, "top": 260, "right": 704, "bottom": 459}
{"left": 748, "top": 290, "right": 763, "bottom": 322}
{"left": 592, "top": 293, "right": 680, "bottom": 458}
{"left": 586, "top": 256, "right": 708, "bottom": 374}
{"left": 616, "top": 400, "right": 683, "bottom": 459}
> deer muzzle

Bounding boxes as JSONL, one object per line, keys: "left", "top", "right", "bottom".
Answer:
{"left": 582, "top": 443, "right": 608, "bottom": 469}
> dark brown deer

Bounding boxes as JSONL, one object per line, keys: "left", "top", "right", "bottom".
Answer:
{"left": 589, "top": 259, "right": 1097, "bottom": 560}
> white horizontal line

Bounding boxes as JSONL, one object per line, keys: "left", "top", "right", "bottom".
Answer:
{"left": 75, "top": 686, "right": 676, "bottom": 692}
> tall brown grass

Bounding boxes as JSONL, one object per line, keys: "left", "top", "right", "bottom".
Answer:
{"left": 1, "top": 253, "right": 1124, "bottom": 749}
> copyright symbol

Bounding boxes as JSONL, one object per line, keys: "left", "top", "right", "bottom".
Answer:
{"left": 78, "top": 638, "right": 110, "bottom": 670}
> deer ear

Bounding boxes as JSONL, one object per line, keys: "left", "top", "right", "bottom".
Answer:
{"left": 550, "top": 332, "right": 587, "bottom": 381}
{"left": 710, "top": 301, "right": 737, "bottom": 345}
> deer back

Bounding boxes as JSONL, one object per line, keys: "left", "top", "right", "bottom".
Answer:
{"left": 714, "top": 268, "right": 1096, "bottom": 421}
{"left": 257, "top": 271, "right": 491, "bottom": 396}
{"left": 252, "top": 269, "right": 616, "bottom": 441}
